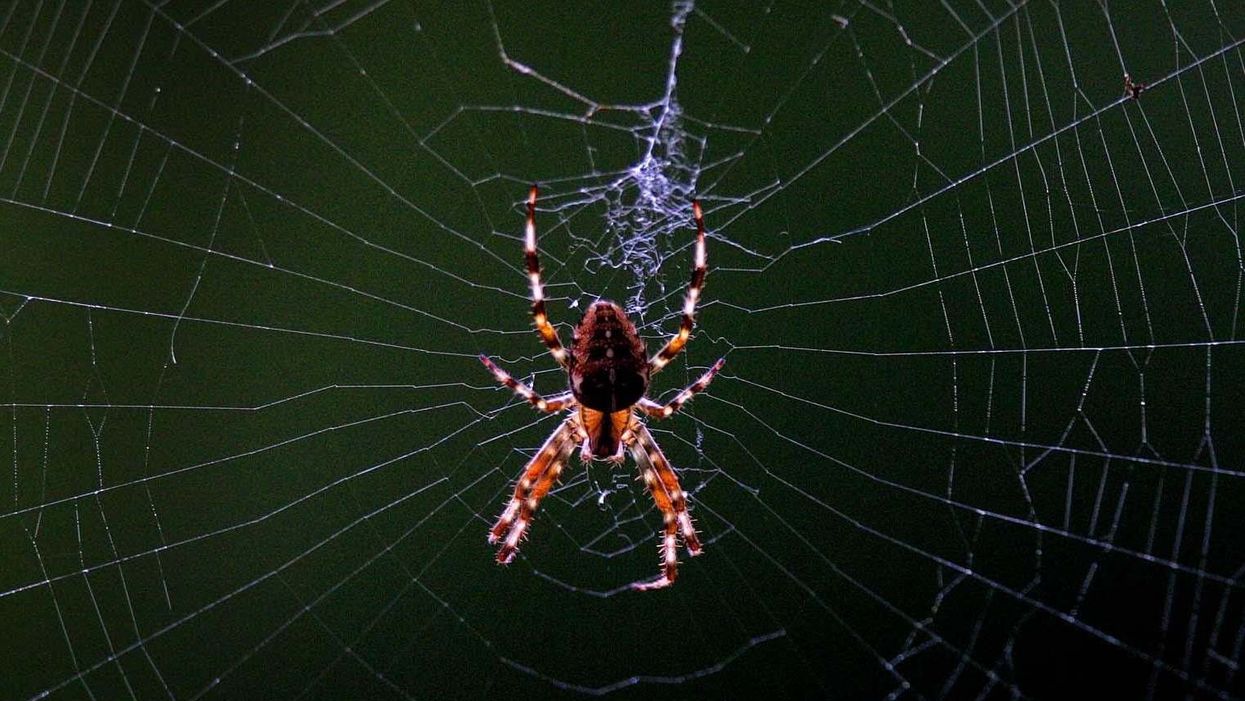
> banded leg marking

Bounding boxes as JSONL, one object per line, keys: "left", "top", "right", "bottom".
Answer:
{"left": 628, "top": 423, "right": 702, "bottom": 590}
{"left": 490, "top": 417, "right": 577, "bottom": 563}
{"left": 524, "top": 185, "right": 569, "bottom": 368}
{"left": 479, "top": 354, "right": 574, "bottom": 412}
{"left": 639, "top": 358, "right": 725, "bottom": 419}
{"left": 650, "top": 200, "right": 708, "bottom": 374}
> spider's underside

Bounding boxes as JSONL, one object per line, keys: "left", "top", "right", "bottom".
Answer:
{"left": 479, "top": 186, "right": 722, "bottom": 591}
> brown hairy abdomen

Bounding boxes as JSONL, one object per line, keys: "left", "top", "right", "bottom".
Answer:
{"left": 570, "top": 300, "right": 648, "bottom": 412}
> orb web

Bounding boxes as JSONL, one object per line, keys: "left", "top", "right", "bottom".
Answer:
{"left": 0, "top": 1, "right": 1243, "bottom": 699}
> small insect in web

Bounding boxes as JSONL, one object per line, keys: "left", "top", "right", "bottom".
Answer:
{"left": 480, "top": 185, "right": 723, "bottom": 591}
{"left": 1124, "top": 72, "right": 1146, "bottom": 100}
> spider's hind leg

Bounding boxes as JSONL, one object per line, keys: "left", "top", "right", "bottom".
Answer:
{"left": 649, "top": 201, "right": 708, "bottom": 375}
{"left": 522, "top": 185, "right": 571, "bottom": 369}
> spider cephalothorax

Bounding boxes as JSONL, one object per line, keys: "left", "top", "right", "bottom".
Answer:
{"left": 479, "top": 185, "right": 722, "bottom": 590}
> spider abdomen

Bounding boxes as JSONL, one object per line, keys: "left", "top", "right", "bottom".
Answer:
{"left": 569, "top": 300, "right": 648, "bottom": 413}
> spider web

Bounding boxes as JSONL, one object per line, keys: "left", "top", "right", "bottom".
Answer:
{"left": 1, "top": 0, "right": 1243, "bottom": 698}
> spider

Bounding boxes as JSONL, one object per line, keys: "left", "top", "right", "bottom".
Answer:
{"left": 479, "top": 185, "right": 723, "bottom": 591}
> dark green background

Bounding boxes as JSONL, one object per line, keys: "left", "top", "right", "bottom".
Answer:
{"left": 1, "top": 1, "right": 1243, "bottom": 699}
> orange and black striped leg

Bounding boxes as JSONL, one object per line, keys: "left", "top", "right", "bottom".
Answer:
{"left": 628, "top": 424, "right": 702, "bottom": 591}
{"left": 491, "top": 417, "right": 578, "bottom": 563}
{"left": 479, "top": 354, "right": 574, "bottom": 412}
{"left": 524, "top": 185, "right": 570, "bottom": 368}
{"left": 650, "top": 200, "right": 707, "bottom": 375}
{"left": 638, "top": 358, "right": 725, "bottom": 419}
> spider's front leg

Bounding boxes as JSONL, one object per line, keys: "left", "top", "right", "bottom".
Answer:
{"left": 628, "top": 423, "right": 702, "bottom": 591}
{"left": 490, "top": 416, "right": 578, "bottom": 564}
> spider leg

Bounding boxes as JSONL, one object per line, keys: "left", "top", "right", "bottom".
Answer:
{"left": 491, "top": 416, "right": 578, "bottom": 564}
{"left": 479, "top": 354, "right": 575, "bottom": 413}
{"left": 628, "top": 423, "right": 702, "bottom": 591}
{"left": 523, "top": 185, "right": 570, "bottom": 369}
{"left": 638, "top": 358, "right": 725, "bottom": 419}
{"left": 649, "top": 200, "right": 707, "bottom": 375}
